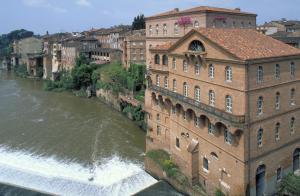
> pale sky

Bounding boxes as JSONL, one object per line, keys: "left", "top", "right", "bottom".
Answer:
{"left": 0, "top": 0, "right": 299, "bottom": 35}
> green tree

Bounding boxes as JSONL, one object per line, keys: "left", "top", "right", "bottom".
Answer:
{"left": 132, "top": 14, "right": 145, "bottom": 30}
{"left": 278, "top": 173, "right": 300, "bottom": 195}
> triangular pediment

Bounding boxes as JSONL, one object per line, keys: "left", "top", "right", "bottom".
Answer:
{"left": 168, "top": 29, "right": 242, "bottom": 61}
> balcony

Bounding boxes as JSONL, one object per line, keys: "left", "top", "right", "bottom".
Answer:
{"left": 149, "top": 85, "right": 246, "bottom": 126}
{"left": 149, "top": 64, "right": 169, "bottom": 73}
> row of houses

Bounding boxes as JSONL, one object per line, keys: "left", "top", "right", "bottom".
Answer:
{"left": 9, "top": 26, "right": 146, "bottom": 79}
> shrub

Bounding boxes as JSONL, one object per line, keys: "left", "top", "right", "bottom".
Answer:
{"left": 278, "top": 173, "right": 300, "bottom": 195}
{"left": 215, "top": 189, "right": 225, "bottom": 196}
{"left": 14, "top": 64, "right": 28, "bottom": 78}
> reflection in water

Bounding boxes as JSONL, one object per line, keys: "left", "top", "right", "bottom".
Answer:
{"left": 0, "top": 71, "right": 157, "bottom": 195}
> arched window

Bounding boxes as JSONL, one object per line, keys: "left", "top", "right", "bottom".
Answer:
{"left": 275, "top": 92, "right": 280, "bottom": 110}
{"left": 194, "top": 86, "right": 200, "bottom": 102}
{"left": 163, "top": 24, "right": 167, "bottom": 35}
{"left": 257, "top": 96, "right": 263, "bottom": 115}
{"left": 162, "top": 55, "right": 168, "bottom": 66}
{"left": 209, "top": 64, "right": 214, "bottom": 79}
{"left": 290, "top": 117, "right": 295, "bottom": 134}
{"left": 194, "top": 116, "right": 200, "bottom": 127}
{"left": 172, "top": 58, "right": 176, "bottom": 70}
{"left": 257, "top": 66, "right": 264, "bottom": 83}
{"left": 209, "top": 90, "right": 215, "bottom": 106}
{"left": 155, "top": 24, "right": 159, "bottom": 35}
{"left": 293, "top": 148, "right": 300, "bottom": 172}
{"left": 174, "top": 23, "right": 179, "bottom": 35}
{"left": 225, "top": 66, "right": 232, "bottom": 82}
{"left": 224, "top": 128, "right": 233, "bottom": 145}
{"left": 183, "top": 60, "right": 188, "bottom": 72}
{"left": 275, "top": 64, "right": 280, "bottom": 79}
{"left": 290, "top": 62, "right": 295, "bottom": 77}
{"left": 189, "top": 40, "right": 205, "bottom": 52}
{"left": 225, "top": 95, "right": 233, "bottom": 113}
{"left": 211, "top": 152, "right": 218, "bottom": 160}
{"left": 257, "top": 128, "right": 263, "bottom": 147}
{"left": 290, "top": 88, "right": 295, "bottom": 106}
{"left": 164, "top": 76, "right": 168, "bottom": 88}
{"left": 195, "top": 63, "right": 200, "bottom": 75}
{"left": 156, "top": 74, "right": 160, "bottom": 86}
{"left": 172, "top": 79, "right": 177, "bottom": 92}
{"left": 154, "top": 54, "right": 160, "bottom": 64}
{"left": 256, "top": 164, "right": 266, "bottom": 196}
{"left": 183, "top": 82, "right": 188, "bottom": 97}
{"left": 194, "top": 21, "right": 199, "bottom": 28}
{"left": 275, "top": 122, "right": 280, "bottom": 141}
{"left": 149, "top": 25, "right": 153, "bottom": 36}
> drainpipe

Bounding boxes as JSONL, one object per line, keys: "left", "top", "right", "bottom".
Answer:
{"left": 246, "top": 61, "right": 251, "bottom": 196}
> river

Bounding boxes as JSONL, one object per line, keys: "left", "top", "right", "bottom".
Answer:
{"left": 0, "top": 70, "right": 157, "bottom": 195}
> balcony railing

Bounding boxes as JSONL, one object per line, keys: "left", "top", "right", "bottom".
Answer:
{"left": 149, "top": 85, "right": 246, "bottom": 125}
{"left": 149, "top": 64, "right": 168, "bottom": 72}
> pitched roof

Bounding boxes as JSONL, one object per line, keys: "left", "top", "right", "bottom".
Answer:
{"left": 196, "top": 28, "right": 300, "bottom": 60}
{"left": 150, "top": 42, "right": 174, "bottom": 51}
{"left": 147, "top": 6, "right": 256, "bottom": 19}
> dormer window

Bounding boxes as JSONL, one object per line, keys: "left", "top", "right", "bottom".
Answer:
{"left": 188, "top": 40, "right": 205, "bottom": 52}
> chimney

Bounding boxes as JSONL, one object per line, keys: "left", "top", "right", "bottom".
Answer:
{"left": 174, "top": 8, "right": 179, "bottom": 12}
{"left": 235, "top": 8, "right": 241, "bottom": 11}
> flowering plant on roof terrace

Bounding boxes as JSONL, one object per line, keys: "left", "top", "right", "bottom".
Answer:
{"left": 177, "top": 16, "right": 192, "bottom": 34}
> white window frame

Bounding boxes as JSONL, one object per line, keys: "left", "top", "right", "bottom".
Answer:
{"left": 164, "top": 76, "right": 168, "bottom": 88}
{"left": 209, "top": 90, "right": 215, "bottom": 106}
{"left": 194, "top": 20, "right": 200, "bottom": 28}
{"left": 163, "top": 24, "right": 167, "bottom": 35}
{"left": 257, "top": 66, "right": 264, "bottom": 83}
{"left": 195, "top": 63, "right": 200, "bottom": 75}
{"left": 225, "top": 66, "right": 232, "bottom": 82}
{"left": 257, "top": 96, "right": 263, "bottom": 115}
{"left": 172, "top": 58, "right": 176, "bottom": 70}
{"left": 290, "top": 88, "right": 296, "bottom": 106}
{"left": 194, "top": 116, "right": 200, "bottom": 128}
{"left": 290, "top": 117, "right": 295, "bottom": 134}
{"left": 173, "top": 79, "right": 177, "bottom": 92}
{"left": 275, "top": 64, "right": 280, "bottom": 79}
{"left": 257, "top": 128, "right": 263, "bottom": 147}
{"left": 225, "top": 95, "right": 233, "bottom": 113}
{"left": 208, "top": 122, "right": 215, "bottom": 135}
{"left": 275, "top": 123, "right": 280, "bottom": 141}
{"left": 224, "top": 129, "right": 233, "bottom": 145}
{"left": 183, "top": 82, "right": 188, "bottom": 97}
{"left": 195, "top": 86, "right": 200, "bottom": 102}
{"left": 209, "top": 64, "right": 214, "bottom": 79}
{"left": 156, "top": 75, "right": 160, "bottom": 86}
{"left": 174, "top": 23, "right": 179, "bottom": 35}
{"left": 183, "top": 60, "right": 188, "bottom": 73}
{"left": 290, "top": 62, "right": 295, "bottom": 77}
{"left": 275, "top": 92, "right": 280, "bottom": 110}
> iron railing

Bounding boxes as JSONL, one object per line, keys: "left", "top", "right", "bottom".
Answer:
{"left": 149, "top": 85, "right": 246, "bottom": 125}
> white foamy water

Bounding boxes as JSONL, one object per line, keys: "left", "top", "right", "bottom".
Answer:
{"left": 0, "top": 146, "right": 157, "bottom": 196}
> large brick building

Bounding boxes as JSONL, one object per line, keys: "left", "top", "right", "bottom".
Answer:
{"left": 145, "top": 6, "right": 257, "bottom": 69}
{"left": 145, "top": 25, "right": 300, "bottom": 196}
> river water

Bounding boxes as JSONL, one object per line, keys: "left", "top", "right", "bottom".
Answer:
{"left": 0, "top": 70, "right": 157, "bottom": 195}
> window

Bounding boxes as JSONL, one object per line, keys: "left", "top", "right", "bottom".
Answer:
{"left": 156, "top": 114, "right": 160, "bottom": 122}
{"left": 174, "top": 23, "right": 179, "bottom": 35}
{"left": 194, "top": 116, "right": 200, "bottom": 127}
{"left": 155, "top": 24, "right": 159, "bottom": 35}
{"left": 208, "top": 122, "right": 215, "bottom": 135}
{"left": 195, "top": 86, "right": 200, "bottom": 102}
{"left": 290, "top": 117, "right": 295, "bottom": 134}
{"left": 224, "top": 129, "right": 233, "bottom": 145}
{"left": 189, "top": 40, "right": 205, "bottom": 52}
{"left": 203, "top": 158, "right": 209, "bottom": 171}
{"left": 276, "top": 167, "right": 282, "bottom": 182}
{"left": 195, "top": 63, "right": 200, "bottom": 75}
{"left": 156, "top": 75, "right": 160, "bottom": 86}
{"left": 211, "top": 152, "right": 218, "bottom": 160}
{"left": 172, "top": 79, "right": 177, "bottom": 92}
{"left": 257, "top": 128, "right": 263, "bottom": 147}
{"left": 209, "top": 64, "right": 214, "bottom": 79}
{"left": 275, "top": 64, "right": 280, "bottom": 79}
{"left": 225, "top": 95, "right": 233, "bottom": 113}
{"left": 257, "top": 96, "right": 264, "bottom": 115}
{"left": 275, "top": 123, "right": 280, "bottom": 141}
{"left": 162, "top": 55, "right": 168, "bottom": 66}
{"left": 183, "top": 60, "right": 188, "bottom": 72}
{"left": 290, "top": 62, "right": 295, "bottom": 77}
{"left": 183, "top": 82, "right": 188, "bottom": 97}
{"left": 163, "top": 24, "right": 167, "bottom": 35}
{"left": 257, "top": 66, "right": 264, "bottom": 83}
{"left": 164, "top": 76, "right": 168, "bottom": 88}
{"left": 290, "top": 88, "right": 295, "bottom": 106}
{"left": 154, "top": 54, "right": 160, "bottom": 64}
{"left": 157, "top": 125, "right": 161, "bottom": 135}
{"left": 176, "top": 137, "right": 180, "bottom": 148}
{"left": 194, "top": 21, "right": 199, "bottom": 28}
{"left": 209, "top": 90, "right": 215, "bottom": 106}
{"left": 172, "top": 58, "right": 176, "bottom": 70}
{"left": 149, "top": 25, "right": 153, "bottom": 36}
{"left": 225, "top": 66, "right": 232, "bottom": 82}
{"left": 172, "top": 106, "right": 176, "bottom": 114}
{"left": 275, "top": 92, "right": 280, "bottom": 110}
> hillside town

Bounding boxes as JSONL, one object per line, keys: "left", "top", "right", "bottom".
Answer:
{"left": 0, "top": 4, "right": 300, "bottom": 196}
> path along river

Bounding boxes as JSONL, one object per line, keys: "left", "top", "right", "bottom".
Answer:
{"left": 0, "top": 70, "right": 158, "bottom": 196}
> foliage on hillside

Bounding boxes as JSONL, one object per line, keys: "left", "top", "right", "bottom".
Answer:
{"left": 0, "top": 29, "right": 34, "bottom": 57}
{"left": 96, "top": 62, "right": 146, "bottom": 95}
